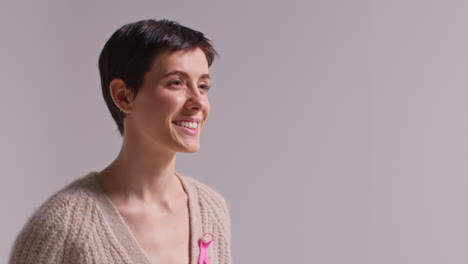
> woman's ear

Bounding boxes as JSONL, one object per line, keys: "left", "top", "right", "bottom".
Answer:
{"left": 109, "top": 78, "right": 134, "bottom": 114}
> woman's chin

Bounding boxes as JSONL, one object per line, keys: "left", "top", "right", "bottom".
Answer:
{"left": 177, "top": 143, "right": 200, "bottom": 153}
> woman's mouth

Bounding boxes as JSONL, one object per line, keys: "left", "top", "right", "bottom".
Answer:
{"left": 172, "top": 121, "right": 199, "bottom": 129}
{"left": 172, "top": 121, "right": 199, "bottom": 135}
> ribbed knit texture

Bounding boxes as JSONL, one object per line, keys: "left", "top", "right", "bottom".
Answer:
{"left": 9, "top": 172, "right": 232, "bottom": 264}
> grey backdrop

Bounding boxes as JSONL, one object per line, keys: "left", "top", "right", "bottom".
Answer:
{"left": 2, "top": 0, "right": 468, "bottom": 263}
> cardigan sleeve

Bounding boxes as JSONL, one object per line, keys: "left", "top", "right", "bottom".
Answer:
{"left": 9, "top": 194, "right": 71, "bottom": 264}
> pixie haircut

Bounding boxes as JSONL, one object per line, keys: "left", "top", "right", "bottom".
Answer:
{"left": 98, "top": 19, "right": 218, "bottom": 136}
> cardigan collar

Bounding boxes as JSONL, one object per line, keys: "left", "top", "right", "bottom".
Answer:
{"left": 82, "top": 171, "right": 202, "bottom": 264}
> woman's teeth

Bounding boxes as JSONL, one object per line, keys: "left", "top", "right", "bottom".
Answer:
{"left": 174, "top": 121, "right": 198, "bottom": 129}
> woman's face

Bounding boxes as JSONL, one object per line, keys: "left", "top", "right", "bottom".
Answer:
{"left": 126, "top": 47, "right": 211, "bottom": 153}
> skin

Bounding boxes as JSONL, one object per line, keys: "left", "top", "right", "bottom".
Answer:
{"left": 96, "top": 47, "right": 211, "bottom": 263}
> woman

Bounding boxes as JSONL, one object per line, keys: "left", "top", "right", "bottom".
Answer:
{"left": 9, "top": 19, "right": 232, "bottom": 264}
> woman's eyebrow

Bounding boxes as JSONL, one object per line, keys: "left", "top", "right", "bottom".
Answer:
{"left": 162, "top": 70, "right": 210, "bottom": 80}
{"left": 199, "top": 74, "right": 211, "bottom": 80}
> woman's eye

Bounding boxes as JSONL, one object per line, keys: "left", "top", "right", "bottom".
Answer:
{"left": 169, "top": 80, "right": 184, "bottom": 87}
{"left": 199, "top": 84, "right": 211, "bottom": 92}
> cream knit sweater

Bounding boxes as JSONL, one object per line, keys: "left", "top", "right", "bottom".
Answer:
{"left": 9, "top": 172, "right": 232, "bottom": 264}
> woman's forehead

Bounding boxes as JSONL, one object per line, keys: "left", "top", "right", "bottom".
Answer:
{"left": 150, "top": 48, "right": 210, "bottom": 77}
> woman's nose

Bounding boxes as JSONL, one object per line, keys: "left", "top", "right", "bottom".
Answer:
{"left": 185, "top": 96, "right": 202, "bottom": 111}
{"left": 185, "top": 87, "right": 206, "bottom": 111}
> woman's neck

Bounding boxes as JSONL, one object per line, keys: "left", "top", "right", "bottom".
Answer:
{"left": 96, "top": 134, "right": 184, "bottom": 209}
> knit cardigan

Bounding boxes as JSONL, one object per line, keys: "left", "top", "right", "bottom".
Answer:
{"left": 9, "top": 172, "right": 232, "bottom": 264}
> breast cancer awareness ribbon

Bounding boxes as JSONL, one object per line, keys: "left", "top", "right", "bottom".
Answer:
{"left": 198, "top": 233, "right": 214, "bottom": 264}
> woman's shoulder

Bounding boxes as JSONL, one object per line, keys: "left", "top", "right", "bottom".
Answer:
{"left": 180, "top": 173, "right": 228, "bottom": 200}
{"left": 178, "top": 172, "right": 231, "bottom": 220}
{"left": 29, "top": 172, "right": 98, "bottom": 219}
{"left": 9, "top": 172, "right": 99, "bottom": 263}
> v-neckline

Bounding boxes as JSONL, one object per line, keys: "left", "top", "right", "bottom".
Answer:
{"left": 86, "top": 171, "right": 202, "bottom": 264}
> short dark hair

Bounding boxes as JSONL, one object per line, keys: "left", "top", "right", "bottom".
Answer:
{"left": 98, "top": 19, "right": 218, "bottom": 136}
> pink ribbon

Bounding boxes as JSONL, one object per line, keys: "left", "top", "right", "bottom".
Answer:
{"left": 198, "top": 233, "right": 214, "bottom": 264}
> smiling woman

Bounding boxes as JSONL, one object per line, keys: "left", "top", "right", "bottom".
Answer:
{"left": 9, "top": 19, "right": 232, "bottom": 264}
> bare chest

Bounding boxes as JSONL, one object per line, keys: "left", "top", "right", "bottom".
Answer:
{"left": 119, "top": 206, "right": 191, "bottom": 264}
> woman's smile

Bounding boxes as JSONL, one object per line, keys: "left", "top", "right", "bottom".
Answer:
{"left": 172, "top": 120, "right": 200, "bottom": 135}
